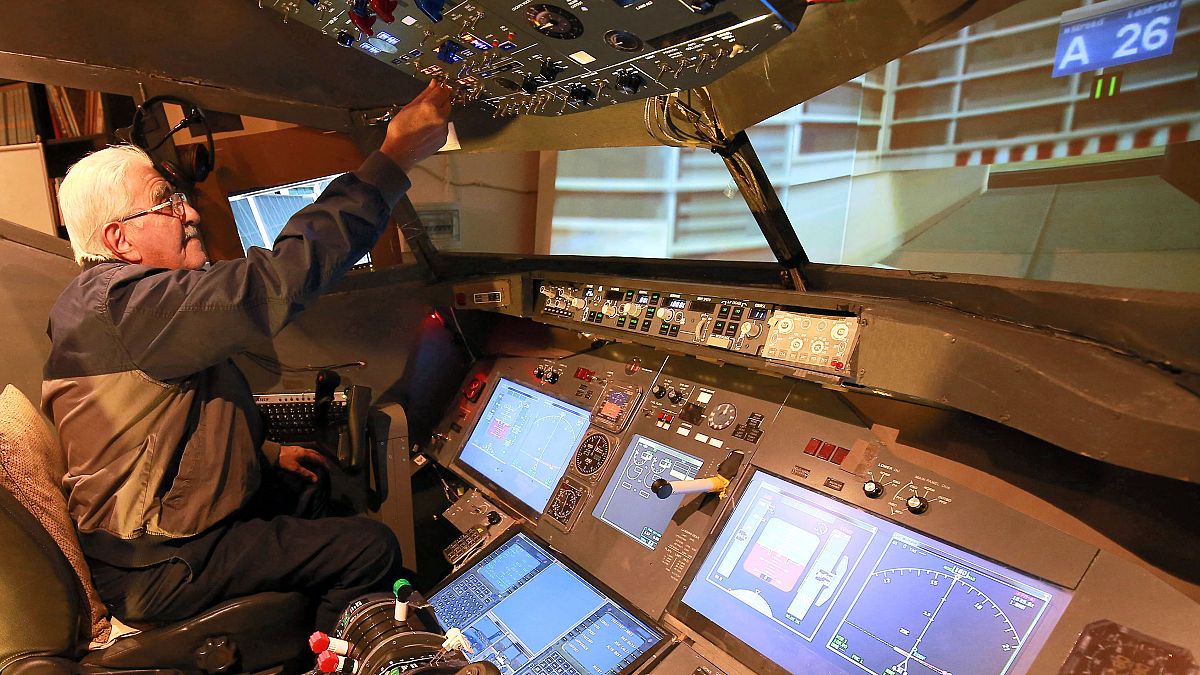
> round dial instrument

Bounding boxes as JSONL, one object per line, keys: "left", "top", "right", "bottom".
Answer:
{"left": 574, "top": 432, "right": 611, "bottom": 476}
{"left": 708, "top": 402, "right": 737, "bottom": 430}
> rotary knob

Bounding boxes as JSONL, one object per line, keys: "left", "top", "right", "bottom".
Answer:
{"left": 570, "top": 297, "right": 586, "bottom": 309}
{"left": 906, "top": 495, "right": 929, "bottom": 514}
{"left": 668, "top": 388, "right": 684, "bottom": 404}
{"left": 651, "top": 384, "right": 666, "bottom": 398}
{"left": 863, "top": 481, "right": 884, "bottom": 499}
{"left": 539, "top": 286, "right": 555, "bottom": 297}
{"left": 567, "top": 84, "right": 594, "bottom": 104}
{"left": 656, "top": 308, "right": 672, "bottom": 321}
{"left": 521, "top": 74, "right": 541, "bottom": 94}
{"left": 601, "top": 305, "right": 617, "bottom": 318}
{"left": 740, "top": 322, "right": 762, "bottom": 338}
{"left": 615, "top": 71, "right": 645, "bottom": 95}
{"left": 539, "top": 60, "right": 567, "bottom": 81}
{"left": 545, "top": 371, "right": 560, "bottom": 384}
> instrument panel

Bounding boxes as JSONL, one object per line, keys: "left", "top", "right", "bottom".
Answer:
{"left": 536, "top": 279, "right": 861, "bottom": 378}
{"left": 426, "top": 345, "right": 1200, "bottom": 675}
{"left": 262, "top": 0, "right": 804, "bottom": 116}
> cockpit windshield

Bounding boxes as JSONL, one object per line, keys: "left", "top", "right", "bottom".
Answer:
{"left": 452, "top": 0, "right": 1199, "bottom": 292}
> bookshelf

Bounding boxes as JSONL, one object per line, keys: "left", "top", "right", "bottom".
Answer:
{"left": 0, "top": 80, "right": 135, "bottom": 238}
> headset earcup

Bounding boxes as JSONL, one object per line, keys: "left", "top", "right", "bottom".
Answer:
{"left": 191, "top": 143, "right": 212, "bottom": 183}
{"left": 158, "top": 159, "right": 185, "bottom": 188}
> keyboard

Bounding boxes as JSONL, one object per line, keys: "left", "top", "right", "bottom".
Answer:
{"left": 254, "top": 391, "right": 348, "bottom": 443}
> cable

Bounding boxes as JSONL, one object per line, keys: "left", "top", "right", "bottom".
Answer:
{"left": 411, "top": 164, "right": 537, "bottom": 195}
{"left": 241, "top": 351, "right": 366, "bottom": 375}
{"left": 447, "top": 306, "right": 478, "bottom": 364}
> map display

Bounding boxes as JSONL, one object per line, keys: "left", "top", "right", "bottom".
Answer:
{"left": 459, "top": 378, "right": 591, "bottom": 515}
{"left": 681, "top": 471, "right": 1069, "bottom": 675}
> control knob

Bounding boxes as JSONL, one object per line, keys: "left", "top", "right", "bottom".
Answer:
{"left": 619, "top": 302, "right": 634, "bottom": 316}
{"left": 545, "top": 371, "right": 560, "bottom": 384}
{"left": 656, "top": 307, "right": 672, "bottom": 321}
{"left": 567, "top": 84, "right": 594, "bottom": 105}
{"left": 570, "top": 297, "right": 586, "bottom": 309}
{"left": 651, "top": 384, "right": 666, "bottom": 399}
{"left": 740, "top": 321, "right": 762, "bottom": 338}
{"left": 863, "top": 480, "right": 884, "bottom": 499}
{"left": 668, "top": 388, "right": 684, "bottom": 404}
{"left": 539, "top": 60, "right": 566, "bottom": 81}
{"left": 601, "top": 304, "right": 617, "bottom": 318}
{"left": 615, "top": 71, "right": 645, "bottom": 95}
{"left": 539, "top": 286, "right": 556, "bottom": 298}
{"left": 521, "top": 74, "right": 541, "bottom": 95}
{"left": 369, "top": 0, "right": 398, "bottom": 23}
{"left": 335, "top": 31, "right": 356, "bottom": 47}
{"left": 906, "top": 495, "right": 929, "bottom": 514}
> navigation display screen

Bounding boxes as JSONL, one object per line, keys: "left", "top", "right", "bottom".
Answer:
{"left": 430, "top": 532, "right": 664, "bottom": 675}
{"left": 680, "top": 471, "right": 1070, "bottom": 675}
{"left": 593, "top": 435, "right": 703, "bottom": 549}
{"left": 458, "top": 378, "right": 590, "bottom": 517}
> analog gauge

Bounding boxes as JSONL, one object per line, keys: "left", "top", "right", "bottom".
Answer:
{"left": 526, "top": 4, "right": 584, "bottom": 39}
{"left": 708, "top": 402, "right": 737, "bottom": 430}
{"left": 574, "top": 432, "right": 611, "bottom": 476}
{"left": 547, "top": 480, "right": 586, "bottom": 528}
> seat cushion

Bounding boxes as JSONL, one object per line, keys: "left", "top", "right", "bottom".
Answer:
{"left": 0, "top": 385, "right": 111, "bottom": 645}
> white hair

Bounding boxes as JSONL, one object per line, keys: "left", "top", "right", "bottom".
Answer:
{"left": 57, "top": 145, "right": 155, "bottom": 266}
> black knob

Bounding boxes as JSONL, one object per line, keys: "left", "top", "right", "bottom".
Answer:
{"left": 906, "top": 495, "right": 929, "bottom": 514}
{"left": 615, "top": 71, "right": 645, "bottom": 95}
{"left": 545, "top": 371, "right": 560, "bottom": 384}
{"left": 668, "top": 388, "right": 684, "bottom": 404}
{"left": 533, "top": 365, "right": 545, "bottom": 379}
{"left": 650, "top": 478, "right": 673, "bottom": 499}
{"left": 539, "top": 60, "right": 566, "bottom": 81}
{"left": 651, "top": 384, "right": 666, "bottom": 399}
{"left": 486, "top": 511, "right": 502, "bottom": 526}
{"left": 567, "top": 84, "right": 594, "bottom": 104}
{"left": 863, "top": 481, "right": 884, "bottom": 499}
{"left": 336, "top": 31, "right": 355, "bottom": 48}
{"left": 521, "top": 75, "right": 541, "bottom": 95}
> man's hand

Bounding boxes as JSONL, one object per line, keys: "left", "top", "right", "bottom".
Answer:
{"left": 278, "top": 445, "right": 337, "bottom": 483}
{"left": 381, "top": 79, "right": 454, "bottom": 173}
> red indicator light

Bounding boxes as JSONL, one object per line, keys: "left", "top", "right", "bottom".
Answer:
{"left": 832, "top": 446, "right": 850, "bottom": 465}
{"left": 574, "top": 367, "right": 595, "bottom": 381}
{"left": 817, "top": 442, "right": 837, "bottom": 461}
{"left": 507, "top": 32, "right": 515, "bottom": 40}
{"left": 831, "top": 360, "right": 844, "bottom": 370}
{"left": 803, "top": 438, "right": 821, "bottom": 456}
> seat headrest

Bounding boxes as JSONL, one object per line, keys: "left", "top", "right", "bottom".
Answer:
{"left": 0, "top": 385, "right": 112, "bottom": 646}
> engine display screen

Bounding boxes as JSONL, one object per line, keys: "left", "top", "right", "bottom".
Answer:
{"left": 593, "top": 436, "right": 703, "bottom": 549}
{"left": 458, "top": 378, "right": 590, "bottom": 517}
{"left": 680, "top": 471, "right": 1070, "bottom": 675}
{"left": 430, "top": 532, "right": 664, "bottom": 675}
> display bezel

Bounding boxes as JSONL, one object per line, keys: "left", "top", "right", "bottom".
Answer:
{"left": 427, "top": 526, "right": 672, "bottom": 675}
{"left": 666, "top": 467, "right": 1074, "bottom": 675}
{"left": 452, "top": 375, "right": 592, "bottom": 522}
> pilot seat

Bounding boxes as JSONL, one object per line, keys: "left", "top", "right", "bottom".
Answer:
{"left": 0, "top": 384, "right": 313, "bottom": 674}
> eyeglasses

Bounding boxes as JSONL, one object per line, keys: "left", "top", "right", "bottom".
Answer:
{"left": 119, "top": 192, "right": 189, "bottom": 222}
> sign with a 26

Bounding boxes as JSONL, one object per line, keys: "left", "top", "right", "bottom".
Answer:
{"left": 1053, "top": 0, "right": 1182, "bottom": 77}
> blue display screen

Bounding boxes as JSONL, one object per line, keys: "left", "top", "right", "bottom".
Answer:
{"left": 458, "top": 378, "right": 590, "bottom": 516}
{"left": 430, "top": 533, "right": 663, "bottom": 675}
{"left": 593, "top": 436, "right": 703, "bottom": 549}
{"left": 681, "top": 471, "right": 1071, "bottom": 675}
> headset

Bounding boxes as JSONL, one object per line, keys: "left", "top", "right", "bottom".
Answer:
{"left": 123, "top": 95, "right": 216, "bottom": 186}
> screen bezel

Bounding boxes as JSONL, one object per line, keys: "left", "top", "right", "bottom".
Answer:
{"left": 452, "top": 375, "right": 592, "bottom": 522}
{"left": 666, "top": 467, "right": 1074, "bottom": 675}
{"left": 428, "top": 526, "right": 671, "bottom": 675}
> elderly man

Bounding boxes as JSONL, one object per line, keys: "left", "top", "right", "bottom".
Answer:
{"left": 41, "top": 80, "right": 452, "bottom": 631}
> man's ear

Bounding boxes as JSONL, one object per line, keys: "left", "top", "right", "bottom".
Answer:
{"left": 100, "top": 221, "right": 142, "bottom": 264}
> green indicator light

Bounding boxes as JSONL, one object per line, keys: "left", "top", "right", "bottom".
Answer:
{"left": 1095, "top": 78, "right": 1103, "bottom": 99}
